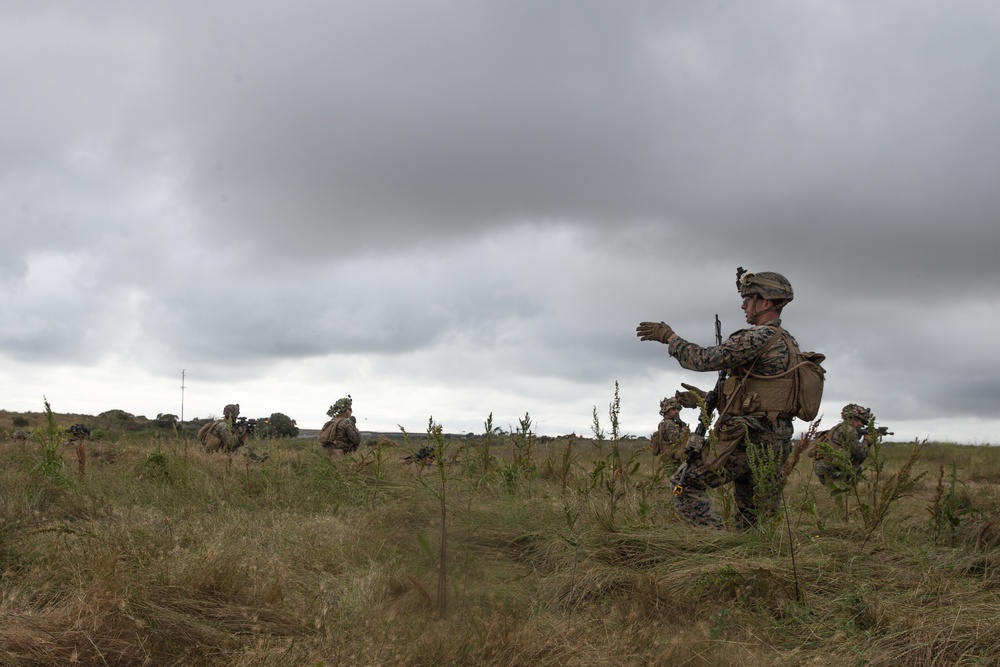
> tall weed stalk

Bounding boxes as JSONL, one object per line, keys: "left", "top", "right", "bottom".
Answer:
{"left": 928, "top": 463, "right": 981, "bottom": 546}
{"left": 854, "top": 420, "right": 925, "bottom": 547}
{"left": 33, "top": 397, "right": 66, "bottom": 484}
{"left": 589, "top": 382, "right": 640, "bottom": 528}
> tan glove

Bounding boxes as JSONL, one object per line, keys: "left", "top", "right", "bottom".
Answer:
{"left": 675, "top": 383, "right": 708, "bottom": 408}
{"left": 636, "top": 321, "right": 674, "bottom": 343}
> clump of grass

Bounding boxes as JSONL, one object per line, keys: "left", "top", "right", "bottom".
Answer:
{"left": 927, "top": 463, "right": 983, "bottom": 546}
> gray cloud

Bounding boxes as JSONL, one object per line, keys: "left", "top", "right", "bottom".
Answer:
{"left": 2, "top": 1, "right": 999, "bottom": 441}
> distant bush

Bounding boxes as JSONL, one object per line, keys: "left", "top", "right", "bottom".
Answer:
{"left": 12, "top": 415, "right": 30, "bottom": 428}
{"left": 268, "top": 412, "right": 299, "bottom": 438}
{"left": 97, "top": 409, "right": 142, "bottom": 433}
{"left": 154, "top": 413, "right": 179, "bottom": 429}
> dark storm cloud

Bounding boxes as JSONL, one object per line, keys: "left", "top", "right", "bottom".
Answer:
{"left": 126, "top": 0, "right": 1000, "bottom": 299}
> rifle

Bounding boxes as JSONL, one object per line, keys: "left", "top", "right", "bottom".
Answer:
{"left": 859, "top": 426, "right": 893, "bottom": 437}
{"left": 673, "top": 314, "right": 726, "bottom": 496}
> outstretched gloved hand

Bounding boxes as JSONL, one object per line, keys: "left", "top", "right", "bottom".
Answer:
{"left": 675, "top": 383, "right": 708, "bottom": 408}
{"left": 636, "top": 321, "right": 674, "bottom": 344}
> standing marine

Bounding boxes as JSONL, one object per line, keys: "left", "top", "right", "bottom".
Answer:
{"left": 649, "top": 396, "right": 689, "bottom": 464}
{"left": 319, "top": 395, "right": 361, "bottom": 455}
{"left": 637, "top": 269, "right": 808, "bottom": 530}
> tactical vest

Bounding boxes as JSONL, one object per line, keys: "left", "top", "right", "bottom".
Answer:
{"left": 720, "top": 326, "right": 825, "bottom": 422}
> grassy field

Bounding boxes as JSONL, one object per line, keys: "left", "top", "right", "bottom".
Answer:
{"left": 2, "top": 414, "right": 999, "bottom": 666}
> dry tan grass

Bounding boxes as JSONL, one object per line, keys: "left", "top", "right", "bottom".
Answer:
{"left": 2, "top": 432, "right": 1000, "bottom": 665}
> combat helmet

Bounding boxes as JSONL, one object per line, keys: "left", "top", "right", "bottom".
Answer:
{"left": 327, "top": 395, "right": 353, "bottom": 417}
{"left": 659, "top": 397, "right": 682, "bottom": 414}
{"left": 737, "top": 270, "right": 794, "bottom": 304}
{"left": 841, "top": 403, "right": 872, "bottom": 423}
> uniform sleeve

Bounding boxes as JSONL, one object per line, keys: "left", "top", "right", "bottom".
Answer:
{"left": 667, "top": 327, "right": 779, "bottom": 372}
{"left": 849, "top": 436, "right": 869, "bottom": 466}
{"left": 344, "top": 421, "right": 362, "bottom": 447}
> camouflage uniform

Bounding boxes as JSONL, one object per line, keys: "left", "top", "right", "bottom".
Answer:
{"left": 320, "top": 396, "right": 361, "bottom": 454}
{"left": 813, "top": 404, "right": 871, "bottom": 487}
{"left": 666, "top": 322, "right": 796, "bottom": 529}
{"left": 199, "top": 419, "right": 249, "bottom": 453}
{"left": 650, "top": 397, "right": 688, "bottom": 464}
{"left": 638, "top": 270, "right": 799, "bottom": 531}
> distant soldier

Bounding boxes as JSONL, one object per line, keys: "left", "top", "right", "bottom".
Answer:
{"left": 12, "top": 430, "right": 30, "bottom": 443}
{"left": 198, "top": 417, "right": 250, "bottom": 453}
{"left": 318, "top": 396, "right": 361, "bottom": 455}
{"left": 812, "top": 403, "right": 872, "bottom": 487}
{"left": 650, "top": 397, "right": 689, "bottom": 464}
{"left": 65, "top": 423, "right": 91, "bottom": 475}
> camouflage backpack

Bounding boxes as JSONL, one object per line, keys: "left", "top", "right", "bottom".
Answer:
{"left": 779, "top": 328, "right": 826, "bottom": 421}
{"left": 729, "top": 325, "right": 826, "bottom": 422}
{"left": 318, "top": 417, "right": 345, "bottom": 446}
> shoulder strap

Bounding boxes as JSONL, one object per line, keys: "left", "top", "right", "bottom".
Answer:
{"left": 716, "top": 325, "right": 784, "bottom": 419}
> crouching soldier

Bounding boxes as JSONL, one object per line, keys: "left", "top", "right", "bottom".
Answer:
{"left": 199, "top": 417, "right": 250, "bottom": 453}
{"left": 650, "top": 396, "right": 689, "bottom": 465}
{"left": 319, "top": 396, "right": 361, "bottom": 456}
{"left": 811, "top": 403, "right": 872, "bottom": 488}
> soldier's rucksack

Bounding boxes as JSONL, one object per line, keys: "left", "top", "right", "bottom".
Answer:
{"left": 805, "top": 428, "right": 833, "bottom": 459}
{"left": 781, "top": 330, "right": 826, "bottom": 422}
{"left": 318, "top": 417, "right": 345, "bottom": 445}
{"left": 730, "top": 326, "right": 826, "bottom": 422}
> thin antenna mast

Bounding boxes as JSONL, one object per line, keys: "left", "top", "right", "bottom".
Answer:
{"left": 180, "top": 369, "right": 186, "bottom": 427}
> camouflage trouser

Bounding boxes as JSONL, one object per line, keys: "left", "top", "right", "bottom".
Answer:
{"left": 669, "top": 417, "right": 793, "bottom": 530}
{"left": 321, "top": 442, "right": 354, "bottom": 456}
{"left": 813, "top": 461, "right": 862, "bottom": 488}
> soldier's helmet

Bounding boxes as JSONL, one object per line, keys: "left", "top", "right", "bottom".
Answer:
{"left": 328, "top": 395, "right": 353, "bottom": 417}
{"left": 223, "top": 403, "right": 240, "bottom": 421}
{"left": 69, "top": 423, "right": 91, "bottom": 439}
{"left": 737, "top": 271, "right": 794, "bottom": 304}
{"left": 659, "top": 397, "right": 682, "bottom": 414}
{"left": 841, "top": 403, "right": 872, "bottom": 423}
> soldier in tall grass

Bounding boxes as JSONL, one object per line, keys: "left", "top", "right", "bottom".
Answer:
{"left": 198, "top": 417, "right": 252, "bottom": 453}
{"left": 318, "top": 395, "right": 361, "bottom": 456}
{"left": 638, "top": 270, "right": 801, "bottom": 530}
{"left": 196, "top": 403, "right": 246, "bottom": 452}
{"left": 649, "top": 396, "right": 689, "bottom": 465}
{"left": 811, "top": 403, "right": 872, "bottom": 489}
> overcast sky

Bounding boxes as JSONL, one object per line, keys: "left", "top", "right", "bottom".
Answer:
{"left": 2, "top": 1, "right": 998, "bottom": 443}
